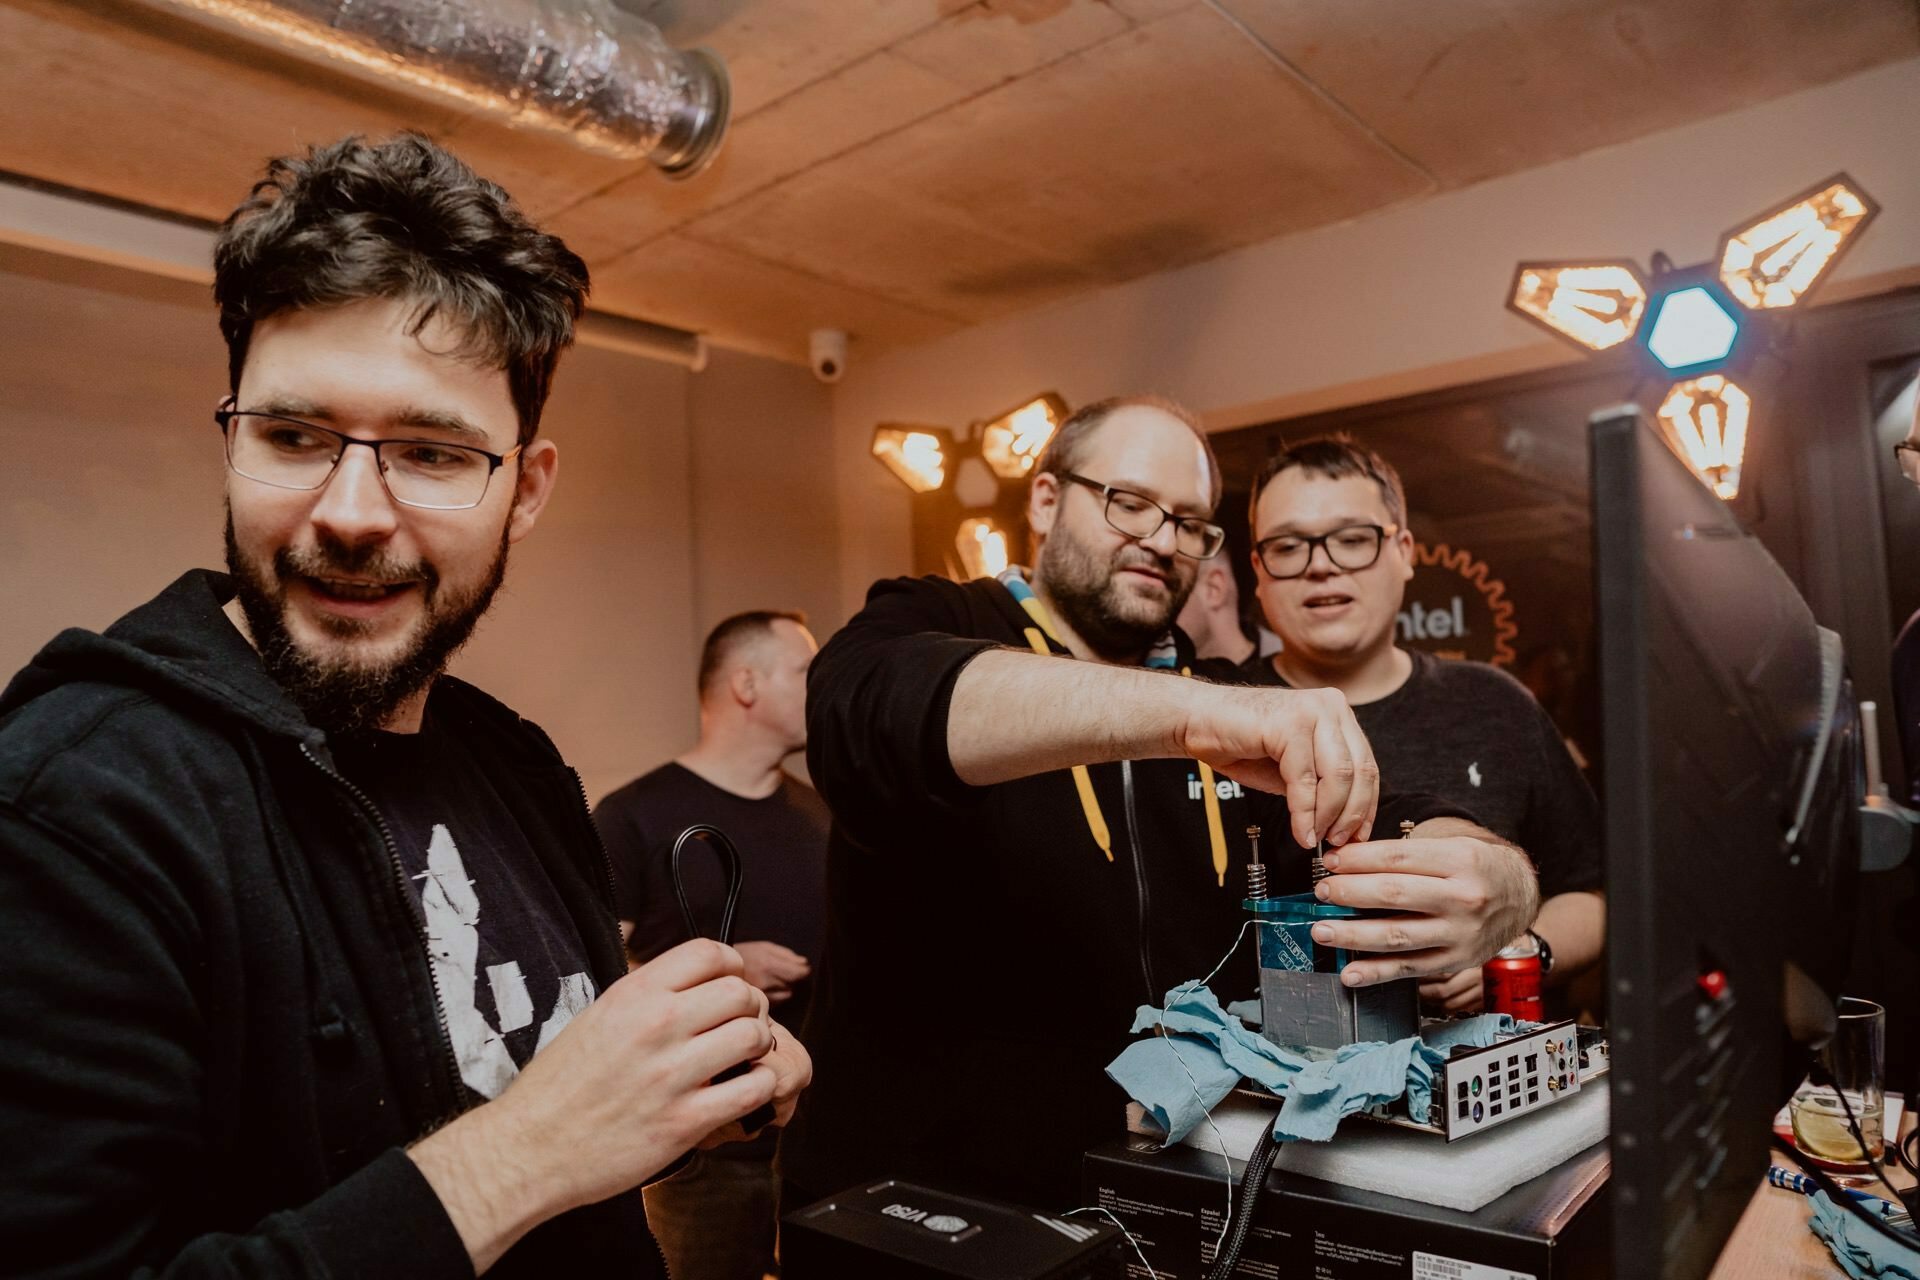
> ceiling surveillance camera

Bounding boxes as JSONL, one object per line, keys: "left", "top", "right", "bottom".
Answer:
{"left": 810, "top": 328, "right": 848, "bottom": 383}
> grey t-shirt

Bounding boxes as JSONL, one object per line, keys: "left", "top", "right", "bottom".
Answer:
{"left": 1239, "top": 649, "right": 1602, "bottom": 898}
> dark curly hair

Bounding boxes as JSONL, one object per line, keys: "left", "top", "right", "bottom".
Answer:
{"left": 213, "top": 133, "right": 590, "bottom": 443}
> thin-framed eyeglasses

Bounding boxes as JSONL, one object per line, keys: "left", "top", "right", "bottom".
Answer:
{"left": 1058, "top": 471, "right": 1225, "bottom": 559}
{"left": 1894, "top": 441, "right": 1920, "bottom": 486}
{"left": 215, "top": 404, "right": 522, "bottom": 511}
{"left": 1255, "top": 522, "right": 1400, "bottom": 580}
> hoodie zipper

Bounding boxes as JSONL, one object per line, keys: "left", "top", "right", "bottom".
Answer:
{"left": 300, "top": 742, "right": 463, "bottom": 1109}
{"left": 1120, "top": 760, "right": 1158, "bottom": 1007}
{"left": 566, "top": 766, "right": 628, "bottom": 965}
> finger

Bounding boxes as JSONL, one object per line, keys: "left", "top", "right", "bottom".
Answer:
{"left": 1443, "top": 985, "right": 1485, "bottom": 1013}
{"left": 690, "top": 1015, "right": 778, "bottom": 1080}
{"left": 1338, "top": 948, "right": 1457, "bottom": 987}
{"left": 1276, "top": 727, "right": 1320, "bottom": 849}
{"left": 694, "top": 1062, "right": 781, "bottom": 1140}
{"left": 672, "top": 975, "right": 767, "bottom": 1037}
{"left": 1309, "top": 913, "right": 1452, "bottom": 955}
{"left": 1331, "top": 714, "right": 1378, "bottom": 846}
{"left": 766, "top": 988, "right": 793, "bottom": 1004}
{"left": 1316, "top": 871, "right": 1455, "bottom": 916}
{"left": 1309, "top": 706, "right": 1356, "bottom": 852}
{"left": 635, "top": 938, "right": 745, "bottom": 992}
{"left": 1322, "top": 837, "right": 1465, "bottom": 877}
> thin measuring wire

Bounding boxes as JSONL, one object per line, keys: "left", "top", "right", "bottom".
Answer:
{"left": 1150, "top": 914, "right": 1282, "bottom": 1262}
{"left": 1062, "top": 1206, "right": 1160, "bottom": 1278}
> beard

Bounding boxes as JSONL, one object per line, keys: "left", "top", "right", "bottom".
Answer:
{"left": 1036, "top": 522, "right": 1197, "bottom": 662}
{"left": 224, "top": 510, "right": 509, "bottom": 735}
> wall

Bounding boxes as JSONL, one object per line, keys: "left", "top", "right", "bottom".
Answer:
{"left": 0, "top": 243, "right": 838, "bottom": 805}
{"left": 829, "top": 55, "right": 1920, "bottom": 617}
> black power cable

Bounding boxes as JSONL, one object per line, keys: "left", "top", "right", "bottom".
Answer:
{"left": 1204, "top": 1128, "right": 1287, "bottom": 1280}
{"left": 668, "top": 824, "right": 774, "bottom": 1134}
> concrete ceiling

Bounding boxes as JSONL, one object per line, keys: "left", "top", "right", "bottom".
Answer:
{"left": 2, "top": 0, "right": 1915, "bottom": 364}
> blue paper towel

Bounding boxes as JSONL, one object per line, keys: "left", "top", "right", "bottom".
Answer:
{"left": 1809, "top": 1191, "right": 1920, "bottom": 1279}
{"left": 1106, "top": 981, "right": 1514, "bottom": 1145}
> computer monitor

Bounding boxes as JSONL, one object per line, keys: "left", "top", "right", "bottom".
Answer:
{"left": 1591, "top": 404, "right": 1863, "bottom": 1280}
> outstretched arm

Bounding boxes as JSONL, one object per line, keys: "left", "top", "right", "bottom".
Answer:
{"left": 947, "top": 649, "right": 1379, "bottom": 849}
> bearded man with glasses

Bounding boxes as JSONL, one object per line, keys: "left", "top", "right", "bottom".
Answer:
{"left": 782, "top": 396, "right": 1541, "bottom": 1214}
{"left": 0, "top": 135, "right": 808, "bottom": 1279}
{"left": 1239, "top": 434, "right": 1605, "bottom": 1015}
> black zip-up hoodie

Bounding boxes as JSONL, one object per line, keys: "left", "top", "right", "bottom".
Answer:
{"left": 0, "top": 570, "right": 666, "bottom": 1279}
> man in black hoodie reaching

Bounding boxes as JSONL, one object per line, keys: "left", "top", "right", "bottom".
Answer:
{"left": 0, "top": 134, "right": 809, "bottom": 1278}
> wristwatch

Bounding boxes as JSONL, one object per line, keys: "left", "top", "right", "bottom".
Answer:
{"left": 1527, "top": 928, "right": 1555, "bottom": 975}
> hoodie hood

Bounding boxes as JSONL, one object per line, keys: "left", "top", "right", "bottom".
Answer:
{"left": 1, "top": 570, "right": 320, "bottom": 744}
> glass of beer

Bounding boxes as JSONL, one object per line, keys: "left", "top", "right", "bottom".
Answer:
{"left": 1789, "top": 996, "right": 1886, "bottom": 1166}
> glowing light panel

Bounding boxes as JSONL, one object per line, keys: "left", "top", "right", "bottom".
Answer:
{"left": 956, "top": 517, "right": 1011, "bottom": 578}
{"left": 1644, "top": 286, "right": 1740, "bottom": 371}
{"left": 1657, "top": 375, "right": 1751, "bottom": 500}
{"left": 1719, "top": 179, "right": 1877, "bottom": 310}
{"left": 981, "top": 394, "right": 1068, "bottom": 480}
{"left": 871, "top": 425, "right": 947, "bottom": 493}
{"left": 1510, "top": 263, "right": 1648, "bottom": 352}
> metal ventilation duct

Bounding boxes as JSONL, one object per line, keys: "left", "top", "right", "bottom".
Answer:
{"left": 135, "top": 0, "right": 730, "bottom": 176}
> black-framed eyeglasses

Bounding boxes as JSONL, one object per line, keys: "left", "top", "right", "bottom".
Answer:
{"left": 215, "top": 405, "right": 522, "bottom": 511}
{"left": 1895, "top": 441, "right": 1920, "bottom": 486}
{"left": 1059, "top": 472, "right": 1225, "bottom": 559}
{"left": 1255, "top": 522, "right": 1399, "bottom": 580}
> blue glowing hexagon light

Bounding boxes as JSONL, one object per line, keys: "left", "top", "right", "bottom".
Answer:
{"left": 1644, "top": 286, "right": 1741, "bottom": 372}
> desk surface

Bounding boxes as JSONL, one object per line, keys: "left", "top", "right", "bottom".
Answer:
{"left": 1709, "top": 1106, "right": 1915, "bottom": 1279}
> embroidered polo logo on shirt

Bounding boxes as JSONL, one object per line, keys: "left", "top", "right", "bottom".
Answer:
{"left": 1186, "top": 772, "right": 1245, "bottom": 802}
{"left": 1468, "top": 762, "right": 1483, "bottom": 788}
{"left": 416, "top": 823, "right": 595, "bottom": 1099}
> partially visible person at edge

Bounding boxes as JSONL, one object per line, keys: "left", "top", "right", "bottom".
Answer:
{"left": 0, "top": 134, "right": 807, "bottom": 1278}
{"left": 595, "top": 609, "right": 829, "bottom": 1280}
{"left": 779, "top": 394, "right": 1542, "bottom": 1211}
{"left": 1238, "top": 433, "right": 1604, "bottom": 1011}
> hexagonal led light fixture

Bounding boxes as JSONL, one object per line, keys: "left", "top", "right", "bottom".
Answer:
{"left": 1643, "top": 286, "right": 1741, "bottom": 372}
{"left": 1507, "top": 173, "right": 1878, "bottom": 503}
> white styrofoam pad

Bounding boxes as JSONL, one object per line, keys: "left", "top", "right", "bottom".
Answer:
{"left": 1126, "top": 1079, "right": 1610, "bottom": 1213}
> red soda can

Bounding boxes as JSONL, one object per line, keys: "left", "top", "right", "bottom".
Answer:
{"left": 1483, "top": 936, "right": 1544, "bottom": 1021}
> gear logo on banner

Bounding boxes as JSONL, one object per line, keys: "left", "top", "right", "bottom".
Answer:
{"left": 1399, "top": 543, "right": 1519, "bottom": 667}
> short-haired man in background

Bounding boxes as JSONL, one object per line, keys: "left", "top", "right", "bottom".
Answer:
{"left": 0, "top": 135, "right": 806, "bottom": 1278}
{"left": 1177, "top": 554, "right": 1258, "bottom": 664}
{"left": 1241, "top": 434, "right": 1604, "bottom": 1010}
{"left": 595, "top": 609, "right": 829, "bottom": 1280}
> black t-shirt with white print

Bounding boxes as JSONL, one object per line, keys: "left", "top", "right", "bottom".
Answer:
{"left": 332, "top": 711, "right": 597, "bottom": 1107}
